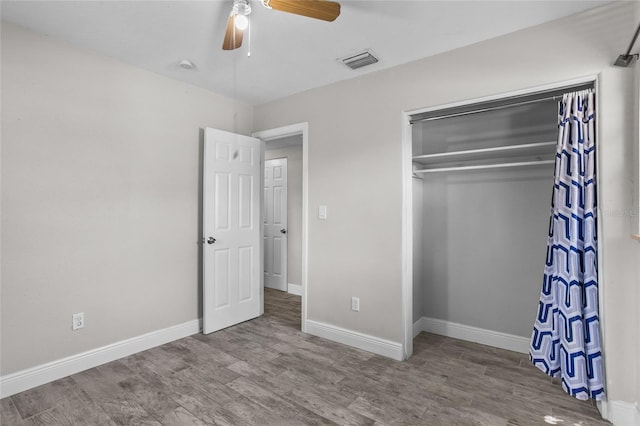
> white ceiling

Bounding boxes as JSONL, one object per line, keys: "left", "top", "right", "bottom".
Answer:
{"left": 1, "top": 1, "right": 610, "bottom": 105}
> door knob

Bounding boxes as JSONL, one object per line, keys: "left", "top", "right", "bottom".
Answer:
{"left": 207, "top": 237, "right": 216, "bottom": 244}
{"left": 280, "top": 229, "right": 287, "bottom": 234}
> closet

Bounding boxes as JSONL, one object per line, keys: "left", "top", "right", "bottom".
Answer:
{"left": 411, "top": 84, "right": 593, "bottom": 347}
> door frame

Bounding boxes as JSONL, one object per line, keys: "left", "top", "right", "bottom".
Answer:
{"left": 252, "top": 123, "right": 309, "bottom": 332}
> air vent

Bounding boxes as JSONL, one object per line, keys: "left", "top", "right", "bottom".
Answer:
{"left": 338, "top": 50, "right": 379, "bottom": 70}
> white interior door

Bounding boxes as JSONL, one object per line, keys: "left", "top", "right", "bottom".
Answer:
{"left": 203, "top": 128, "right": 262, "bottom": 334}
{"left": 264, "top": 158, "right": 288, "bottom": 291}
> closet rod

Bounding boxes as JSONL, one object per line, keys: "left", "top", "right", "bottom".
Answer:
{"left": 415, "top": 98, "right": 559, "bottom": 122}
{"left": 414, "top": 160, "right": 555, "bottom": 174}
{"left": 409, "top": 82, "right": 593, "bottom": 124}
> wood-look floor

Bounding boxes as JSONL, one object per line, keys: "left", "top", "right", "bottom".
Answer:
{"left": 1, "top": 288, "right": 609, "bottom": 425}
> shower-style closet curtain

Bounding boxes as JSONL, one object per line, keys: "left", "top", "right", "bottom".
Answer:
{"left": 530, "top": 90, "right": 604, "bottom": 401}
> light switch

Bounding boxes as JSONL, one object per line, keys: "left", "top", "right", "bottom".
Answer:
{"left": 318, "top": 205, "right": 327, "bottom": 220}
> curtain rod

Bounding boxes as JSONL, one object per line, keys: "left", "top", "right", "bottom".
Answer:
{"left": 409, "top": 82, "right": 594, "bottom": 124}
{"left": 614, "top": 22, "right": 640, "bottom": 67}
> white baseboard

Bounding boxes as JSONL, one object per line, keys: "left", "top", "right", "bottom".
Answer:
{"left": 413, "top": 318, "right": 425, "bottom": 339}
{"left": 413, "top": 316, "right": 530, "bottom": 354}
{"left": 598, "top": 399, "right": 640, "bottom": 426}
{"left": 305, "top": 319, "right": 403, "bottom": 361}
{"left": 0, "top": 319, "right": 201, "bottom": 398}
{"left": 287, "top": 283, "right": 302, "bottom": 296}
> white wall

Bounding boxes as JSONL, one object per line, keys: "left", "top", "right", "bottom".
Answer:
{"left": 254, "top": 1, "right": 640, "bottom": 407}
{"left": 265, "top": 142, "right": 303, "bottom": 286}
{"left": 636, "top": 3, "right": 640, "bottom": 240}
{"left": 0, "top": 23, "right": 253, "bottom": 375}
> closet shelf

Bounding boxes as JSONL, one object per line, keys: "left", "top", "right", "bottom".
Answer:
{"left": 412, "top": 141, "right": 556, "bottom": 165}
{"left": 413, "top": 159, "right": 555, "bottom": 174}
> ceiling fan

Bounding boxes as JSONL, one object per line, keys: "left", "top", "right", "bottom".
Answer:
{"left": 222, "top": 0, "right": 341, "bottom": 50}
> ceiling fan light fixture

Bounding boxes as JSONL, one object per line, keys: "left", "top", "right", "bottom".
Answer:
{"left": 234, "top": 14, "right": 249, "bottom": 30}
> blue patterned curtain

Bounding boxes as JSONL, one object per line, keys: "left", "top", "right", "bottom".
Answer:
{"left": 530, "top": 90, "right": 604, "bottom": 401}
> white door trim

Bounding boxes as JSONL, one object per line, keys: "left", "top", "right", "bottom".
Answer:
{"left": 401, "top": 75, "right": 598, "bottom": 361}
{"left": 401, "top": 111, "right": 413, "bottom": 360}
{"left": 252, "top": 123, "right": 309, "bottom": 333}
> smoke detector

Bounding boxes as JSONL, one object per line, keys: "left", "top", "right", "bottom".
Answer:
{"left": 338, "top": 50, "right": 379, "bottom": 70}
{"left": 179, "top": 59, "right": 195, "bottom": 70}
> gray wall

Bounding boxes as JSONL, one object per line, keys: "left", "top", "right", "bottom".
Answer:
{"left": 414, "top": 100, "right": 556, "bottom": 337}
{"left": 265, "top": 142, "right": 303, "bottom": 287}
{"left": 254, "top": 2, "right": 640, "bottom": 404}
{"left": 420, "top": 168, "right": 553, "bottom": 337}
{"left": 0, "top": 23, "right": 253, "bottom": 375}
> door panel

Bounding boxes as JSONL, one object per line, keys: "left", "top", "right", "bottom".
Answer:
{"left": 213, "top": 249, "right": 230, "bottom": 308}
{"left": 264, "top": 158, "right": 288, "bottom": 291}
{"left": 215, "top": 173, "right": 231, "bottom": 230}
{"left": 239, "top": 174, "right": 253, "bottom": 229}
{"left": 238, "top": 246, "right": 254, "bottom": 302}
{"left": 203, "top": 128, "right": 262, "bottom": 334}
{"left": 274, "top": 187, "right": 283, "bottom": 224}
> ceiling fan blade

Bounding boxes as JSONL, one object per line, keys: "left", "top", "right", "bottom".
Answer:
{"left": 264, "top": 0, "right": 340, "bottom": 22}
{"left": 222, "top": 14, "right": 244, "bottom": 50}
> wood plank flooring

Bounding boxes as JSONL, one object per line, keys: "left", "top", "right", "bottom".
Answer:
{"left": 1, "top": 288, "right": 609, "bottom": 425}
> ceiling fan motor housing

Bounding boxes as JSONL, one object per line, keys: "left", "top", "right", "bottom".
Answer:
{"left": 233, "top": 0, "right": 252, "bottom": 16}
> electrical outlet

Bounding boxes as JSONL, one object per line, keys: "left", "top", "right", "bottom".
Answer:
{"left": 351, "top": 297, "right": 360, "bottom": 312}
{"left": 72, "top": 312, "right": 84, "bottom": 331}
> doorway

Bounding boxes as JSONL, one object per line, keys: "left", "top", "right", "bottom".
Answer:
{"left": 253, "top": 123, "right": 309, "bottom": 332}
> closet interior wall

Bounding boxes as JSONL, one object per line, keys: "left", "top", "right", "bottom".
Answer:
{"left": 412, "top": 99, "right": 559, "bottom": 340}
